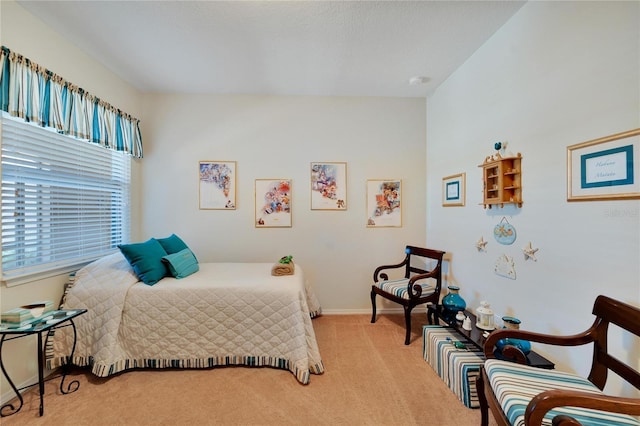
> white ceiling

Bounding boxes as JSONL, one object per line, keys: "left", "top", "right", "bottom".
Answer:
{"left": 17, "top": 1, "right": 526, "bottom": 98}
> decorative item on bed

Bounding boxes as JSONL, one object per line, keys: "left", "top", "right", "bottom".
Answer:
{"left": 48, "top": 235, "right": 324, "bottom": 385}
{"left": 272, "top": 255, "right": 294, "bottom": 276}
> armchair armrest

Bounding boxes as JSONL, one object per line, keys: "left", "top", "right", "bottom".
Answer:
{"left": 525, "top": 389, "right": 640, "bottom": 426}
{"left": 483, "top": 328, "right": 596, "bottom": 360}
{"left": 373, "top": 258, "right": 408, "bottom": 282}
{"left": 405, "top": 270, "right": 440, "bottom": 299}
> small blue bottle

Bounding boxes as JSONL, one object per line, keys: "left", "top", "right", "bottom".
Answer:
{"left": 495, "top": 316, "right": 531, "bottom": 354}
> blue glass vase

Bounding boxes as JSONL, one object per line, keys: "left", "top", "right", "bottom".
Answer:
{"left": 442, "top": 286, "right": 466, "bottom": 321}
{"left": 495, "top": 316, "right": 531, "bottom": 354}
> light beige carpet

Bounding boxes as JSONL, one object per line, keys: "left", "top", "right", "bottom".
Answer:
{"left": 2, "top": 314, "right": 495, "bottom": 425}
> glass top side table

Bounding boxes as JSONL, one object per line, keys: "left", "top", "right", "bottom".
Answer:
{"left": 0, "top": 308, "right": 87, "bottom": 417}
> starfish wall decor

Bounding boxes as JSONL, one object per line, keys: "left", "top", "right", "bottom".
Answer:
{"left": 523, "top": 241, "right": 539, "bottom": 261}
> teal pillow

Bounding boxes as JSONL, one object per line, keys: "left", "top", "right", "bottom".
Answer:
{"left": 118, "top": 239, "right": 168, "bottom": 285}
{"left": 162, "top": 248, "right": 199, "bottom": 279}
{"left": 156, "top": 234, "right": 189, "bottom": 255}
{"left": 157, "top": 234, "right": 197, "bottom": 262}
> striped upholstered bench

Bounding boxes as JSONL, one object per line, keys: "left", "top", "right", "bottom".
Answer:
{"left": 423, "top": 325, "right": 484, "bottom": 408}
{"left": 483, "top": 359, "right": 640, "bottom": 426}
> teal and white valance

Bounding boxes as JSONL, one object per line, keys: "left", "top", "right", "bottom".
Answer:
{"left": 0, "top": 46, "right": 143, "bottom": 158}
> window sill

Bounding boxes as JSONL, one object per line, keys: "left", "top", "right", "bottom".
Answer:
{"left": 2, "top": 263, "right": 91, "bottom": 287}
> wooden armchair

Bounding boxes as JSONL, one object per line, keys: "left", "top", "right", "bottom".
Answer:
{"left": 370, "top": 246, "right": 445, "bottom": 345}
{"left": 477, "top": 295, "right": 640, "bottom": 426}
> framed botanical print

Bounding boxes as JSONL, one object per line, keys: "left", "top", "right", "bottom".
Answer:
{"left": 366, "top": 179, "right": 402, "bottom": 227}
{"left": 199, "top": 161, "right": 236, "bottom": 209}
{"left": 255, "top": 179, "right": 292, "bottom": 227}
{"left": 310, "top": 162, "right": 347, "bottom": 210}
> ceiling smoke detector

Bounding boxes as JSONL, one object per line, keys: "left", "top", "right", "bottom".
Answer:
{"left": 409, "top": 76, "right": 430, "bottom": 85}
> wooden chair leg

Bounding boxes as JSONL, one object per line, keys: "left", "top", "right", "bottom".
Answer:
{"left": 370, "top": 290, "right": 377, "bottom": 323}
{"left": 477, "top": 367, "right": 489, "bottom": 426}
{"left": 403, "top": 305, "right": 412, "bottom": 345}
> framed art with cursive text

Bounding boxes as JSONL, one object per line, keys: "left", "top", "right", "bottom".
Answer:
{"left": 567, "top": 129, "right": 640, "bottom": 201}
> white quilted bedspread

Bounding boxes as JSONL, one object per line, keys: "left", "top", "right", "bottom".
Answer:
{"left": 50, "top": 252, "right": 324, "bottom": 384}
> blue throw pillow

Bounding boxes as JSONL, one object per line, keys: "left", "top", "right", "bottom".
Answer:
{"left": 162, "top": 248, "right": 199, "bottom": 279}
{"left": 118, "top": 239, "right": 168, "bottom": 285}
{"left": 157, "top": 234, "right": 198, "bottom": 262}
{"left": 157, "top": 234, "right": 189, "bottom": 254}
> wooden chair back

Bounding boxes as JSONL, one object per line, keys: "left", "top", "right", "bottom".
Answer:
{"left": 588, "top": 295, "right": 640, "bottom": 390}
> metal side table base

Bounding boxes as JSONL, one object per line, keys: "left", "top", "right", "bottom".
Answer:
{"left": 0, "top": 309, "right": 87, "bottom": 417}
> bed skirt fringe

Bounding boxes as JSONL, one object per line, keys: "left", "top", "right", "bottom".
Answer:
{"left": 47, "top": 353, "right": 325, "bottom": 385}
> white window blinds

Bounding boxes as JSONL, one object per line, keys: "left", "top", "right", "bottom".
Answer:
{"left": 1, "top": 114, "right": 131, "bottom": 285}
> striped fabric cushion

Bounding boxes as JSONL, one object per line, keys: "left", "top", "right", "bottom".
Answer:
{"left": 448, "top": 348, "right": 484, "bottom": 408}
{"left": 58, "top": 272, "right": 77, "bottom": 309}
{"left": 45, "top": 272, "right": 79, "bottom": 364}
{"left": 484, "top": 359, "right": 640, "bottom": 426}
{"left": 375, "top": 278, "right": 435, "bottom": 299}
{"left": 423, "top": 325, "right": 484, "bottom": 408}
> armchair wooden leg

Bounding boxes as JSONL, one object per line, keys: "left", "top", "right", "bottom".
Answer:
{"left": 477, "top": 367, "right": 489, "bottom": 426}
{"left": 403, "top": 305, "right": 412, "bottom": 345}
{"left": 370, "top": 290, "right": 377, "bottom": 323}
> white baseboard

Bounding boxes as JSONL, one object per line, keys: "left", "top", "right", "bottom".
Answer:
{"left": 320, "top": 308, "right": 408, "bottom": 315}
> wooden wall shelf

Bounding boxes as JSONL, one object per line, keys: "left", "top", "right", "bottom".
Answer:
{"left": 479, "top": 153, "right": 523, "bottom": 209}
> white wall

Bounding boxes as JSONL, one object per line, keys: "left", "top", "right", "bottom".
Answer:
{"left": 0, "top": 1, "right": 426, "bottom": 404}
{"left": 140, "top": 94, "right": 427, "bottom": 311}
{"left": 0, "top": 0, "right": 143, "bottom": 403}
{"left": 2, "top": 0, "right": 639, "bottom": 406}
{"left": 426, "top": 1, "right": 639, "bottom": 396}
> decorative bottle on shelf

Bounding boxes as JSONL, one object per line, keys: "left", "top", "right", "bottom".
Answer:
{"left": 476, "top": 301, "right": 495, "bottom": 330}
{"left": 495, "top": 316, "right": 531, "bottom": 354}
{"left": 441, "top": 286, "right": 466, "bottom": 322}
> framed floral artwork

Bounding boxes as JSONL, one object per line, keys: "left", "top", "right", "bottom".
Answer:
{"left": 310, "top": 162, "right": 347, "bottom": 210}
{"left": 366, "top": 179, "right": 402, "bottom": 227}
{"left": 255, "top": 179, "right": 292, "bottom": 227}
{"left": 442, "top": 173, "right": 466, "bottom": 207}
{"left": 199, "top": 161, "right": 236, "bottom": 209}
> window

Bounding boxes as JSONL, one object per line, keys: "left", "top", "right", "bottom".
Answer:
{"left": 1, "top": 114, "right": 131, "bottom": 285}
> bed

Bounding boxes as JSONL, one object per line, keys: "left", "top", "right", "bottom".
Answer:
{"left": 48, "top": 251, "right": 325, "bottom": 384}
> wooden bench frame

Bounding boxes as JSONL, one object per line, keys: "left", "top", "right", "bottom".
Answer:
{"left": 477, "top": 295, "right": 640, "bottom": 426}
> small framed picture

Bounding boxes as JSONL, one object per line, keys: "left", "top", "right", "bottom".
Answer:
{"left": 255, "top": 179, "right": 292, "bottom": 227}
{"left": 310, "top": 162, "right": 347, "bottom": 210}
{"left": 567, "top": 128, "right": 640, "bottom": 201}
{"left": 366, "top": 179, "right": 402, "bottom": 228}
{"left": 199, "top": 161, "right": 236, "bottom": 209}
{"left": 442, "top": 173, "right": 466, "bottom": 207}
